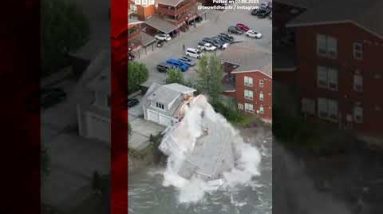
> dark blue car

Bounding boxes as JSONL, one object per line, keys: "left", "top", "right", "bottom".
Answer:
{"left": 166, "top": 58, "right": 189, "bottom": 72}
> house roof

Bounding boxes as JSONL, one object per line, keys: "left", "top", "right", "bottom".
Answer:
{"left": 157, "top": 0, "right": 184, "bottom": 6}
{"left": 286, "top": 0, "right": 383, "bottom": 38}
{"left": 144, "top": 83, "right": 196, "bottom": 116}
{"left": 140, "top": 32, "right": 156, "bottom": 46}
{"left": 145, "top": 15, "right": 178, "bottom": 34}
{"left": 220, "top": 41, "right": 272, "bottom": 76}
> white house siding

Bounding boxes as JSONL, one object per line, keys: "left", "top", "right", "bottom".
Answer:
{"left": 85, "top": 112, "right": 110, "bottom": 143}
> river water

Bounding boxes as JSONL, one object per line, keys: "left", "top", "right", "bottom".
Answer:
{"left": 128, "top": 127, "right": 272, "bottom": 214}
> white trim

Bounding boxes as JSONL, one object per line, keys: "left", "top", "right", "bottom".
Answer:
{"left": 224, "top": 89, "right": 236, "bottom": 93}
{"left": 231, "top": 70, "right": 272, "bottom": 79}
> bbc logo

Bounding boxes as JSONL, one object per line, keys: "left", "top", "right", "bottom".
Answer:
{"left": 135, "top": 0, "right": 155, "bottom": 6}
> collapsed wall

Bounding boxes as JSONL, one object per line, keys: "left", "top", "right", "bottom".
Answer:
{"left": 159, "top": 95, "right": 237, "bottom": 180}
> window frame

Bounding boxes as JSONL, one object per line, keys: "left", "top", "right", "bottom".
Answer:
{"left": 353, "top": 42, "right": 363, "bottom": 60}
{"left": 244, "top": 89, "right": 254, "bottom": 101}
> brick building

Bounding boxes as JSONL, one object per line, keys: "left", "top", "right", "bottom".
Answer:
{"left": 220, "top": 42, "right": 272, "bottom": 122}
{"left": 274, "top": 0, "right": 383, "bottom": 138}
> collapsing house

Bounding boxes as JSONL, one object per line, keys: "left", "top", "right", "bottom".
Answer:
{"left": 159, "top": 95, "right": 237, "bottom": 181}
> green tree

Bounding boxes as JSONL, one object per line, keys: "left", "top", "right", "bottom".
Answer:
{"left": 196, "top": 54, "right": 224, "bottom": 103}
{"left": 166, "top": 68, "right": 184, "bottom": 84}
{"left": 42, "top": 0, "right": 90, "bottom": 76}
{"left": 128, "top": 62, "right": 149, "bottom": 94}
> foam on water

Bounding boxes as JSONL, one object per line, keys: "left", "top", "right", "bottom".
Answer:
{"left": 160, "top": 95, "right": 262, "bottom": 203}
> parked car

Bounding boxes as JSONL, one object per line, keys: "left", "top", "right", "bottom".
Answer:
{"left": 166, "top": 58, "right": 189, "bottom": 72}
{"left": 236, "top": 23, "right": 250, "bottom": 32}
{"left": 251, "top": 8, "right": 259, "bottom": 16}
{"left": 178, "top": 56, "right": 196, "bottom": 66}
{"left": 204, "top": 37, "right": 222, "bottom": 48}
{"left": 155, "top": 33, "right": 171, "bottom": 41}
{"left": 127, "top": 98, "right": 139, "bottom": 108}
{"left": 157, "top": 62, "right": 174, "bottom": 73}
{"left": 217, "top": 34, "right": 232, "bottom": 43}
{"left": 195, "top": 16, "right": 203, "bottom": 23}
{"left": 228, "top": 26, "right": 243, "bottom": 34}
{"left": 185, "top": 48, "right": 201, "bottom": 59}
{"left": 212, "top": 36, "right": 229, "bottom": 49}
{"left": 246, "top": 30, "right": 263, "bottom": 39}
{"left": 201, "top": 37, "right": 216, "bottom": 45}
{"left": 219, "top": 33, "right": 234, "bottom": 42}
{"left": 41, "top": 88, "right": 66, "bottom": 109}
{"left": 201, "top": 42, "right": 217, "bottom": 51}
{"left": 156, "top": 40, "right": 165, "bottom": 48}
{"left": 257, "top": 8, "right": 271, "bottom": 18}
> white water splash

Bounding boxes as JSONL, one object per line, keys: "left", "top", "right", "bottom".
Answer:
{"left": 159, "top": 95, "right": 262, "bottom": 203}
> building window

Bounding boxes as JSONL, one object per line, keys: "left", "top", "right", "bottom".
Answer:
{"left": 317, "top": 34, "right": 337, "bottom": 58}
{"left": 259, "top": 92, "right": 264, "bottom": 101}
{"left": 354, "top": 106, "right": 363, "bottom": 123}
{"left": 353, "top": 42, "right": 363, "bottom": 60}
{"left": 244, "top": 76, "right": 253, "bottom": 87}
{"left": 353, "top": 74, "right": 363, "bottom": 92}
{"left": 317, "top": 66, "right": 328, "bottom": 88}
{"left": 244, "top": 90, "right": 253, "bottom": 100}
{"left": 317, "top": 98, "right": 338, "bottom": 121}
{"left": 328, "top": 99, "right": 338, "bottom": 121}
{"left": 244, "top": 103, "right": 254, "bottom": 113}
{"left": 317, "top": 65, "right": 338, "bottom": 90}
{"left": 258, "top": 106, "right": 264, "bottom": 114}
{"left": 317, "top": 98, "right": 328, "bottom": 119}
{"left": 301, "top": 98, "right": 315, "bottom": 115}
{"left": 328, "top": 68, "right": 338, "bottom": 90}
{"left": 259, "top": 80, "right": 264, "bottom": 88}
{"left": 156, "top": 102, "right": 164, "bottom": 110}
{"left": 238, "top": 103, "right": 243, "bottom": 110}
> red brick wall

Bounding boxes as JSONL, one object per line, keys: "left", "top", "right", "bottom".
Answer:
{"left": 234, "top": 71, "right": 272, "bottom": 121}
{"left": 137, "top": 5, "right": 156, "bottom": 20}
{"left": 295, "top": 23, "right": 383, "bottom": 137}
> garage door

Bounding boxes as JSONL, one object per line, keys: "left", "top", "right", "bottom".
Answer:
{"left": 86, "top": 113, "right": 110, "bottom": 143}
{"left": 159, "top": 114, "right": 172, "bottom": 127}
{"left": 147, "top": 109, "right": 159, "bottom": 123}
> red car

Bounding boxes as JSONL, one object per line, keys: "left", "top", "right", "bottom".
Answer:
{"left": 236, "top": 23, "right": 250, "bottom": 32}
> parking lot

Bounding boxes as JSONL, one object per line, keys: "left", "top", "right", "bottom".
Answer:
{"left": 136, "top": 8, "right": 272, "bottom": 86}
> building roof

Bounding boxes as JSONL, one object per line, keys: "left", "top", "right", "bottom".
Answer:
{"left": 143, "top": 83, "right": 196, "bottom": 116}
{"left": 145, "top": 15, "right": 178, "bottom": 34}
{"left": 157, "top": 0, "right": 184, "bottom": 6}
{"left": 286, "top": 0, "right": 383, "bottom": 38}
{"left": 140, "top": 32, "right": 156, "bottom": 46}
{"left": 220, "top": 41, "right": 272, "bottom": 76}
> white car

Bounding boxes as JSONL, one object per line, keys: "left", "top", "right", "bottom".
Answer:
{"left": 246, "top": 30, "right": 262, "bottom": 39}
{"left": 185, "top": 48, "right": 201, "bottom": 59}
{"left": 203, "top": 43, "right": 217, "bottom": 51}
{"left": 222, "top": 43, "right": 229, "bottom": 49}
{"left": 155, "top": 33, "right": 171, "bottom": 41}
